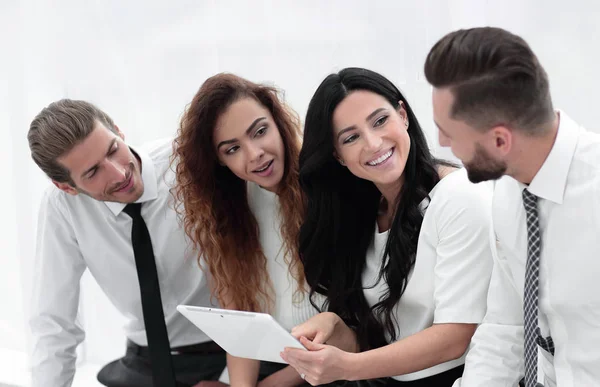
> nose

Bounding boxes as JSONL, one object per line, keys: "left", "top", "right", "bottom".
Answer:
{"left": 247, "top": 143, "right": 265, "bottom": 163}
{"left": 363, "top": 130, "right": 383, "bottom": 151}
{"left": 108, "top": 159, "right": 127, "bottom": 181}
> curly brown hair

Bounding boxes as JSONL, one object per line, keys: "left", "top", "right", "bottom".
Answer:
{"left": 172, "top": 73, "right": 305, "bottom": 312}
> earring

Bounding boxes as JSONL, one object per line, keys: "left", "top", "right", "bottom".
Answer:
{"left": 405, "top": 121, "right": 409, "bottom": 128}
{"left": 339, "top": 159, "right": 346, "bottom": 166}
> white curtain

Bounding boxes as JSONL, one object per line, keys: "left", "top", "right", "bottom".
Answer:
{"left": 2, "top": 1, "right": 599, "bottom": 385}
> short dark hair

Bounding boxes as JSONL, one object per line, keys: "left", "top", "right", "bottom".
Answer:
{"left": 28, "top": 99, "right": 117, "bottom": 183}
{"left": 424, "top": 27, "right": 554, "bottom": 134}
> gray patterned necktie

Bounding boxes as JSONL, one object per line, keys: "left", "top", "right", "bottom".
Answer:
{"left": 522, "top": 189, "right": 555, "bottom": 387}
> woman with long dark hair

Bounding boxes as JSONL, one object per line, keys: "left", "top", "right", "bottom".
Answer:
{"left": 172, "top": 73, "right": 317, "bottom": 387}
{"left": 281, "top": 68, "right": 493, "bottom": 386}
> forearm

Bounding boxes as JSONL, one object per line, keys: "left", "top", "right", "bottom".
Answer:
{"left": 227, "top": 353, "right": 260, "bottom": 387}
{"left": 30, "top": 314, "right": 84, "bottom": 387}
{"left": 346, "top": 323, "right": 475, "bottom": 381}
{"left": 326, "top": 314, "right": 359, "bottom": 353}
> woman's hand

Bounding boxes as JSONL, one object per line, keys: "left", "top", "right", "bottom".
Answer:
{"left": 292, "top": 312, "right": 359, "bottom": 353}
{"left": 281, "top": 336, "right": 356, "bottom": 386}
{"left": 290, "top": 312, "right": 341, "bottom": 344}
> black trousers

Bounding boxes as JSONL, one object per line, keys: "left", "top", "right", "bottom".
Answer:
{"left": 97, "top": 340, "right": 227, "bottom": 387}
{"left": 97, "top": 340, "right": 356, "bottom": 387}
{"left": 236, "top": 360, "right": 352, "bottom": 386}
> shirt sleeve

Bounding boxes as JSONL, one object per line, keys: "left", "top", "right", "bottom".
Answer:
{"left": 453, "top": 200, "right": 524, "bottom": 387}
{"left": 432, "top": 180, "right": 494, "bottom": 324}
{"left": 29, "top": 190, "right": 87, "bottom": 387}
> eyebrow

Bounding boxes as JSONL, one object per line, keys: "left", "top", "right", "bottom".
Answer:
{"left": 217, "top": 117, "right": 267, "bottom": 150}
{"left": 336, "top": 108, "right": 387, "bottom": 141}
{"left": 81, "top": 138, "right": 118, "bottom": 178}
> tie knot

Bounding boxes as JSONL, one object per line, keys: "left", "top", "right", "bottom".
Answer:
{"left": 123, "top": 202, "right": 142, "bottom": 218}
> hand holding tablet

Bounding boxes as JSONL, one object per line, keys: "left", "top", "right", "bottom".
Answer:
{"left": 177, "top": 305, "right": 306, "bottom": 364}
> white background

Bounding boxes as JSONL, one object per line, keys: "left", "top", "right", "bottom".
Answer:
{"left": 1, "top": 1, "right": 599, "bottom": 386}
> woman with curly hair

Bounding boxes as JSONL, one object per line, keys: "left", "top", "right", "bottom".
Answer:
{"left": 171, "top": 73, "right": 318, "bottom": 387}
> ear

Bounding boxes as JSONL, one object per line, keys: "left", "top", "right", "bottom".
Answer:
{"left": 333, "top": 150, "right": 345, "bottom": 166}
{"left": 490, "top": 125, "right": 512, "bottom": 156}
{"left": 215, "top": 153, "right": 226, "bottom": 166}
{"left": 114, "top": 124, "right": 124, "bottom": 141}
{"left": 397, "top": 101, "right": 408, "bottom": 127}
{"left": 53, "top": 181, "right": 79, "bottom": 196}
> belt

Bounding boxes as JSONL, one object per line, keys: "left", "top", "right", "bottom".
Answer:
{"left": 127, "top": 339, "right": 224, "bottom": 357}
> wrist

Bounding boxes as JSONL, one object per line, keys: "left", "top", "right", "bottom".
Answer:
{"left": 341, "top": 351, "right": 361, "bottom": 381}
{"left": 329, "top": 313, "right": 359, "bottom": 353}
{"left": 328, "top": 312, "right": 343, "bottom": 333}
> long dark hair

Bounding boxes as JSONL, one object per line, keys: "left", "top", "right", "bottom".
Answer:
{"left": 171, "top": 73, "right": 305, "bottom": 313}
{"left": 299, "top": 67, "right": 447, "bottom": 350}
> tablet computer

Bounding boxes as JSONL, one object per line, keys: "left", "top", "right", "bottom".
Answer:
{"left": 177, "top": 305, "right": 306, "bottom": 364}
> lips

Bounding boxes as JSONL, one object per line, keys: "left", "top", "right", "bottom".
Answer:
{"left": 114, "top": 174, "right": 133, "bottom": 193}
{"left": 366, "top": 148, "right": 394, "bottom": 166}
{"left": 253, "top": 160, "right": 273, "bottom": 173}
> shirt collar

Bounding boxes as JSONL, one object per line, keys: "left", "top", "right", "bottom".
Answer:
{"left": 523, "top": 110, "right": 580, "bottom": 204}
{"left": 104, "top": 144, "right": 158, "bottom": 216}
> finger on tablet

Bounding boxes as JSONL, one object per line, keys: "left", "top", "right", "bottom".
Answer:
{"left": 300, "top": 336, "right": 325, "bottom": 351}
{"left": 312, "top": 331, "right": 327, "bottom": 344}
{"left": 290, "top": 324, "right": 314, "bottom": 340}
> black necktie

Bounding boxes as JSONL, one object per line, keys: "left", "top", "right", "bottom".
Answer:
{"left": 124, "top": 202, "right": 176, "bottom": 387}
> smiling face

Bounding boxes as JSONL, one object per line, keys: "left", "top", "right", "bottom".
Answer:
{"left": 332, "top": 90, "right": 410, "bottom": 193}
{"left": 54, "top": 121, "right": 144, "bottom": 203}
{"left": 213, "top": 97, "right": 286, "bottom": 191}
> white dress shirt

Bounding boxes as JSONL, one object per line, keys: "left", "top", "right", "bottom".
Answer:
{"left": 362, "top": 168, "right": 494, "bottom": 381}
{"left": 246, "top": 182, "right": 320, "bottom": 331}
{"left": 30, "top": 138, "right": 213, "bottom": 387}
{"left": 455, "top": 111, "right": 600, "bottom": 387}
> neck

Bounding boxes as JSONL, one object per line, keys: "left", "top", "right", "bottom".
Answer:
{"left": 132, "top": 148, "right": 143, "bottom": 174}
{"left": 259, "top": 182, "right": 281, "bottom": 195}
{"left": 511, "top": 112, "right": 560, "bottom": 185}
{"left": 375, "top": 173, "right": 405, "bottom": 225}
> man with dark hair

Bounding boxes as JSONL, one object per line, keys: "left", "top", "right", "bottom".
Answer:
{"left": 28, "top": 99, "right": 226, "bottom": 387}
{"left": 425, "top": 27, "right": 600, "bottom": 386}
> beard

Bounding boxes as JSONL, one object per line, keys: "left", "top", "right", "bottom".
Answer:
{"left": 464, "top": 143, "right": 507, "bottom": 183}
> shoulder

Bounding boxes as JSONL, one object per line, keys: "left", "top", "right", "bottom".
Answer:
{"left": 424, "top": 168, "right": 493, "bottom": 235}
{"left": 38, "top": 184, "right": 82, "bottom": 228}
{"left": 569, "top": 129, "right": 600, "bottom": 214}
{"left": 430, "top": 168, "right": 493, "bottom": 212}
{"left": 138, "top": 137, "right": 176, "bottom": 185}
{"left": 572, "top": 129, "right": 600, "bottom": 175}
{"left": 40, "top": 183, "right": 76, "bottom": 215}
{"left": 140, "top": 137, "right": 175, "bottom": 166}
